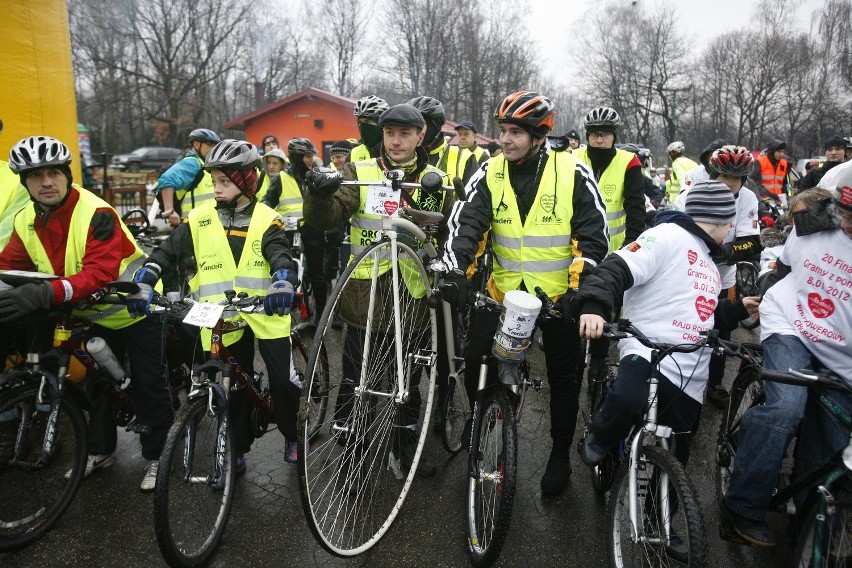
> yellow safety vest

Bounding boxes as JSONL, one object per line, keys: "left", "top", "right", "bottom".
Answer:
{"left": 573, "top": 147, "right": 632, "bottom": 251}
{"left": 488, "top": 152, "right": 577, "bottom": 300}
{"left": 467, "top": 145, "right": 489, "bottom": 164}
{"left": 350, "top": 143, "right": 372, "bottom": 163}
{"left": 255, "top": 172, "right": 271, "bottom": 200}
{"left": 14, "top": 186, "right": 148, "bottom": 329}
{"left": 349, "top": 160, "right": 448, "bottom": 298}
{"left": 667, "top": 156, "right": 697, "bottom": 201}
{"left": 267, "top": 171, "right": 303, "bottom": 220}
{"left": 187, "top": 202, "right": 290, "bottom": 348}
{"left": 0, "top": 160, "right": 30, "bottom": 250}
{"left": 175, "top": 156, "right": 215, "bottom": 214}
{"left": 434, "top": 142, "right": 470, "bottom": 182}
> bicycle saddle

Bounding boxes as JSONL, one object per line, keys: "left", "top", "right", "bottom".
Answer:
{"left": 401, "top": 206, "right": 444, "bottom": 227}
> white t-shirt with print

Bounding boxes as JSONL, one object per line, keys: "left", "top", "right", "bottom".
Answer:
{"left": 759, "top": 227, "right": 852, "bottom": 378}
{"left": 673, "top": 187, "right": 760, "bottom": 288}
{"left": 615, "top": 222, "right": 722, "bottom": 402}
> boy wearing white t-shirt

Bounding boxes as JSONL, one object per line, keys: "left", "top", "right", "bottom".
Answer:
{"left": 574, "top": 180, "right": 758, "bottom": 469}
{"left": 722, "top": 169, "right": 852, "bottom": 547}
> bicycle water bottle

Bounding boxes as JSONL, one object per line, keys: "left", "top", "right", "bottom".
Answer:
{"left": 86, "top": 337, "right": 128, "bottom": 384}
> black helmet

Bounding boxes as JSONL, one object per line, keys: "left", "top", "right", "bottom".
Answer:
{"left": 354, "top": 95, "right": 389, "bottom": 122}
{"left": 203, "top": 139, "right": 262, "bottom": 171}
{"left": 188, "top": 128, "right": 221, "bottom": 144}
{"left": 619, "top": 143, "right": 640, "bottom": 154}
{"left": 378, "top": 104, "right": 426, "bottom": 130}
{"left": 407, "top": 96, "right": 445, "bottom": 123}
{"left": 287, "top": 137, "right": 318, "bottom": 157}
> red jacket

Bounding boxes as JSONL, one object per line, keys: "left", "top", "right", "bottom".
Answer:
{"left": 0, "top": 187, "right": 134, "bottom": 305}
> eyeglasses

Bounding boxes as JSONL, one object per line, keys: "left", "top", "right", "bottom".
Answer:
{"left": 587, "top": 132, "right": 613, "bottom": 139}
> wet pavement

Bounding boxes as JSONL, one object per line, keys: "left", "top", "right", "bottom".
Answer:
{"left": 2, "top": 326, "right": 798, "bottom": 567}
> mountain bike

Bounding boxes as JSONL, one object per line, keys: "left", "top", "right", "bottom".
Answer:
{"left": 152, "top": 289, "right": 326, "bottom": 568}
{"left": 583, "top": 319, "right": 710, "bottom": 568}
{"left": 296, "top": 170, "right": 451, "bottom": 556}
{"left": 464, "top": 287, "right": 550, "bottom": 567}
{"left": 715, "top": 343, "right": 852, "bottom": 567}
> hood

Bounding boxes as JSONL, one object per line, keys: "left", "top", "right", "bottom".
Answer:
{"left": 700, "top": 138, "right": 727, "bottom": 168}
{"left": 767, "top": 139, "right": 786, "bottom": 154}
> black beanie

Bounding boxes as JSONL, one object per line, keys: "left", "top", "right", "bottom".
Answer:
{"left": 329, "top": 140, "right": 353, "bottom": 155}
{"left": 825, "top": 135, "right": 846, "bottom": 150}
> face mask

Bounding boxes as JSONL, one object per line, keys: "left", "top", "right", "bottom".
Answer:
{"left": 359, "top": 123, "right": 383, "bottom": 149}
{"left": 792, "top": 198, "right": 837, "bottom": 236}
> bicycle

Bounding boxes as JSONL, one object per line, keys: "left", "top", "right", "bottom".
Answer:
{"left": 582, "top": 318, "right": 709, "bottom": 568}
{"left": 296, "top": 170, "right": 452, "bottom": 556}
{"left": 464, "top": 287, "right": 550, "bottom": 567}
{"left": 715, "top": 344, "right": 852, "bottom": 566}
{"left": 151, "top": 287, "right": 327, "bottom": 568}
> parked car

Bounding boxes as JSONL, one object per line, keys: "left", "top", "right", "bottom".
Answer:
{"left": 111, "top": 146, "right": 183, "bottom": 172}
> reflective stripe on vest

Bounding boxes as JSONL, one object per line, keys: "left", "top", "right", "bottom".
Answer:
{"left": 272, "top": 172, "right": 304, "bottom": 217}
{"left": 487, "top": 152, "right": 576, "bottom": 299}
{"left": 667, "top": 156, "right": 698, "bottom": 201}
{"left": 13, "top": 186, "right": 148, "bottom": 329}
{"left": 188, "top": 202, "right": 290, "bottom": 348}
{"left": 175, "top": 156, "right": 215, "bottom": 214}
{"left": 349, "top": 160, "right": 447, "bottom": 298}
{"left": 574, "top": 147, "right": 632, "bottom": 251}
{"left": 757, "top": 155, "right": 787, "bottom": 196}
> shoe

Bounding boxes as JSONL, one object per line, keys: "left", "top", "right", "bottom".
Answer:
{"left": 720, "top": 500, "right": 776, "bottom": 547}
{"left": 140, "top": 460, "right": 159, "bottom": 492}
{"left": 212, "top": 454, "right": 245, "bottom": 491}
{"left": 707, "top": 385, "right": 730, "bottom": 410}
{"left": 578, "top": 432, "right": 606, "bottom": 467}
{"left": 284, "top": 441, "right": 298, "bottom": 463}
{"left": 399, "top": 444, "right": 436, "bottom": 477}
{"left": 64, "top": 453, "right": 116, "bottom": 480}
{"left": 540, "top": 453, "right": 572, "bottom": 495}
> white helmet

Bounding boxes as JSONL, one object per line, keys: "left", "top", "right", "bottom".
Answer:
{"left": 667, "top": 141, "right": 685, "bottom": 154}
{"left": 354, "top": 95, "right": 389, "bottom": 121}
{"left": 203, "top": 139, "right": 262, "bottom": 171}
{"left": 8, "top": 135, "right": 72, "bottom": 174}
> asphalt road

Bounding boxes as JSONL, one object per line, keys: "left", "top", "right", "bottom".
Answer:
{"left": 1, "top": 326, "right": 798, "bottom": 568}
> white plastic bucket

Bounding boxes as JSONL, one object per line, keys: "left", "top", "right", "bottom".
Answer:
{"left": 491, "top": 290, "right": 542, "bottom": 361}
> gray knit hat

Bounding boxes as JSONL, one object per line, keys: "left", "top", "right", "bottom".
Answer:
{"left": 685, "top": 180, "right": 736, "bottom": 225}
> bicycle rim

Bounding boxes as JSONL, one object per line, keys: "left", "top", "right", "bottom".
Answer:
{"left": 154, "top": 396, "right": 235, "bottom": 568}
{"left": 716, "top": 369, "right": 763, "bottom": 505}
{"left": 298, "top": 236, "right": 437, "bottom": 556}
{"left": 441, "top": 374, "right": 471, "bottom": 454}
{"left": 0, "top": 380, "right": 87, "bottom": 551}
{"left": 293, "top": 323, "right": 329, "bottom": 438}
{"left": 467, "top": 389, "right": 517, "bottom": 567}
{"left": 608, "top": 445, "right": 707, "bottom": 568}
{"left": 794, "top": 485, "right": 852, "bottom": 567}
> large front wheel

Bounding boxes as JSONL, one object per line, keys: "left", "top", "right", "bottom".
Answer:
{"left": 297, "top": 235, "right": 438, "bottom": 556}
{"left": 466, "top": 387, "right": 517, "bottom": 567}
{"left": 154, "top": 395, "right": 236, "bottom": 568}
{"left": 608, "top": 445, "right": 707, "bottom": 568}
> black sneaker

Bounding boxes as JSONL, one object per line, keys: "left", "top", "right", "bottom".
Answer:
{"left": 707, "top": 386, "right": 730, "bottom": 410}
{"left": 540, "top": 453, "right": 571, "bottom": 495}
{"left": 720, "top": 501, "right": 776, "bottom": 547}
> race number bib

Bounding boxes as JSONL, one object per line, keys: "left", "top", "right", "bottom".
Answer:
{"left": 365, "top": 186, "right": 401, "bottom": 217}
{"left": 183, "top": 301, "right": 226, "bottom": 328}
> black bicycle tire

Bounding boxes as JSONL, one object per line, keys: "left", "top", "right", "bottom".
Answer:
{"left": 440, "top": 373, "right": 470, "bottom": 454}
{"left": 736, "top": 262, "right": 760, "bottom": 330}
{"left": 467, "top": 388, "right": 517, "bottom": 568}
{"left": 0, "top": 380, "right": 87, "bottom": 551}
{"left": 297, "top": 234, "right": 437, "bottom": 556}
{"left": 154, "top": 396, "right": 236, "bottom": 568}
{"left": 607, "top": 444, "right": 708, "bottom": 568}
{"left": 716, "top": 366, "right": 763, "bottom": 506}
{"left": 292, "top": 322, "right": 329, "bottom": 438}
{"left": 792, "top": 483, "right": 852, "bottom": 567}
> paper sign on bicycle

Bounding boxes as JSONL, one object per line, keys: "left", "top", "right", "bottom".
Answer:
{"left": 183, "top": 301, "right": 226, "bottom": 328}
{"left": 365, "top": 186, "right": 401, "bottom": 217}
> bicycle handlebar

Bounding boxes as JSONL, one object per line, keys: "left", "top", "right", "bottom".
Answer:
{"left": 602, "top": 318, "right": 708, "bottom": 355}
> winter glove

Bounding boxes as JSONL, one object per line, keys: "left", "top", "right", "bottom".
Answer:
{"left": 440, "top": 269, "right": 469, "bottom": 308}
{"left": 127, "top": 265, "right": 160, "bottom": 318}
{"left": 264, "top": 269, "right": 296, "bottom": 316}
{"left": 0, "top": 282, "right": 54, "bottom": 323}
{"left": 711, "top": 242, "right": 734, "bottom": 265}
{"left": 305, "top": 167, "right": 342, "bottom": 198}
{"left": 559, "top": 289, "right": 578, "bottom": 324}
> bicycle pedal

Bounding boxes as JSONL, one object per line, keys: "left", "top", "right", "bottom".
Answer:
{"left": 125, "top": 419, "right": 151, "bottom": 435}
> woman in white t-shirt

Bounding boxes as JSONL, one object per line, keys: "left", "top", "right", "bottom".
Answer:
{"left": 722, "top": 168, "right": 852, "bottom": 547}
{"left": 574, "top": 180, "right": 758, "bottom": 468}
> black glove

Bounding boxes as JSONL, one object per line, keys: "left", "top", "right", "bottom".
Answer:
{"left": 305, "top": 167, "right": 342, "bottom": 198}
{"left": 440, "top": 269, "right": 469, "bottom": 307}
{"left": 559, "top": 289, "right": 578, "bottom": 324}
{"left": 0, "top": 282, "right": 54, "bottom": 323}
{"left": 711, "top": 242, "right": 733, "bottom": 264}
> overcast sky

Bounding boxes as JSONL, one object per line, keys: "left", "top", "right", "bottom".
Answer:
{"left": 531, "top": 0, "right": 827, "bottom": 87}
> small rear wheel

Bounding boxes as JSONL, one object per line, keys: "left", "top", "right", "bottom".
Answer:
{"left": 466, "top": 388, "right": 517, "bottom": 567}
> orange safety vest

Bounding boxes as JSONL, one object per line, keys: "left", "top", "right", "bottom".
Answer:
{"left": 757, "top": 155, "right": 787, "bottom": 196}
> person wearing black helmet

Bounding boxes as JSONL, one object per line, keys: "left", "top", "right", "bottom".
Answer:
{"left": 798, "top": 135, "right": 848, "bottom": 191}
{"left": 0, "top": 135, "right": 174, "bottom": 492}
{"left": 302, "top": 103, "right": 454, "bottom": 477}
{"left": 157, "top": 127, "right": 221, "bottom": 228}
{"left": 408, "top": 96, "right": 478, "bottom": 186}
{"left": 685, "top": 138, "right": 728, "bottom": 187}
{"left": 351, "top": 95, "right": 389, "bottom": 162}
{"left": 130, "top": 139, "right": 301, "bottom": 469}
{"left": 439, "top": 91, "right": 609, "bottom": 495}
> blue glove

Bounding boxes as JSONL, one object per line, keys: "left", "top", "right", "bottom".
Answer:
{"left": 265, "top": 279, "right": 295, "bottom": 316}
{"left": 127, "top": 283, "right": 154, "bottom": 318}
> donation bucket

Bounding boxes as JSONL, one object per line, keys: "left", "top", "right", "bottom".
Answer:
{"left": 491, "top": 290, "right": 542, "bottom": 362}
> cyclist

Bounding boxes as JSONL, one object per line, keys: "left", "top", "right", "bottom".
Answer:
{"left": 673, "top": 146, "right": 761, "bottom": 408}
{"left": 303, "top": 103, "right": 454, "bottom": 477}
{"left": 750, "top": 139, "right": 789, "bottom": 207}
{"left": 573, "top": 107, "right": 646, "bottom": 388}
{"left": 665, "top": 140, "right": 698, "bottom": 203}
{"left": 722, "top": 166, "right": 852, "bottom": 547}
{"left": 684, "top": 138, "right": 727, "bottom": 187}
{"left": 328, "top": 140, "right": 353, "bottom": 171}
{"left": 798, "top": 135, "right": 848, "bottom": 191}
{"left": 0, "top": 120, "right": 30, "bottom": 250}
{"left": 158, "top": 128, "right": 221, "bottom": 228}
{"left": 0, "top": 135, "right": 174, "bottom": 491}
{"left": 261, "top": 134, "right": 281, "bottom": 155}
{"left": 576, "top": 180, "right": 758, "bottom": 469}
{"left": 350, "top": 95, "right": 389, "bottom": 163}
{"left": 408, "top": 96, "right": 478, "bottom": 186}
{"left": 454, "top": 120, "right": 490, "bottom": 166}
{"left": 566, "top": 129, "right": 582, "bottom": 150}
{"left": 440, "top": 91, "right": 609, "bottom": 495}
{"left": 128, "top": 138, "right": 302, "bottom": 467}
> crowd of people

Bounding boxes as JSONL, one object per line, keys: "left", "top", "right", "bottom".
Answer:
{"left": 0, "top": 88, "right": 849, "bottom": 555}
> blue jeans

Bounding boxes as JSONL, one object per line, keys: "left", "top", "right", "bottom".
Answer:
{"left": 725, "top": 334, "right": 851, "bottom": 521}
